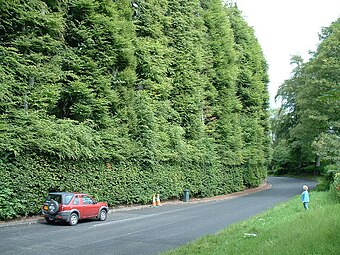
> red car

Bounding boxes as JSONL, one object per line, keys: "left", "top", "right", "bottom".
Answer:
{"left": 41, "top": 192, "right": 108, "bottom": 226}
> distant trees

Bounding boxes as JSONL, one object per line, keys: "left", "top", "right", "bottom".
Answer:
{"left": 272, "top": 18, "right": 340, "bottom": 173}
{"left": 0, "top": 0, "right": 270, "bottom": 219}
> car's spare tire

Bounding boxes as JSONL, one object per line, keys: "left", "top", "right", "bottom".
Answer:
{"left": 48, "top": 200, "right": 59, "bottom": 215}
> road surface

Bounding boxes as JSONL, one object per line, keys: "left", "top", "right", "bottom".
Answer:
{"left": 0, "top": 177, "right": 317, "bottom": 255}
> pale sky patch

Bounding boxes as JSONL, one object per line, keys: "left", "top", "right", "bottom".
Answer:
{"left": 231, "top": 0, "right": 340, "bottom": 108}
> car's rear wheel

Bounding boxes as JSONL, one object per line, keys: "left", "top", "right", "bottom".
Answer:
{"left": 45, "top": 217, "right": 55, "bottom": 224}
{"left": 99, "top": 209, "right": 107, "bottom": 221}
{"left": 69, "top": 213, "right": 79, "bottom": 226}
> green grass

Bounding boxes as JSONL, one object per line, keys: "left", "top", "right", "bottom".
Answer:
{"left": 163, "top": 192, "right": 340, "bottom": 255}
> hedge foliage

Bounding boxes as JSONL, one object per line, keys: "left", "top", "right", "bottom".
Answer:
{"left": 0, "top": 0, "right": 270, "bottom": 220}
{"left": 0, "top": 153, "right": 247, "bottom": 219}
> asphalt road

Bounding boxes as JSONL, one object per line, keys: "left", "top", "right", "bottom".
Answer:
{"left": 0, "top": 177, "right": 317, "bottom": 255}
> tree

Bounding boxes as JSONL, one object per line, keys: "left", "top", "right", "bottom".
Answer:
{"left": 201, "top": 0, "right": 243, "bottom": 167}
{"left": 227, "top": 3, "right": 270, "bottom": 186}
{"left": 273, "top": 18, "right": 340, "bottom": 172}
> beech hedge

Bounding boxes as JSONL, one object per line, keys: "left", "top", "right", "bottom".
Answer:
{"left": 0, "top": 153, "right": 260, "bottom": 220}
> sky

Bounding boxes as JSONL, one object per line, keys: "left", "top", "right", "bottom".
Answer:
{"left": 231, "top": 0, "right": 340, "bottom": 108}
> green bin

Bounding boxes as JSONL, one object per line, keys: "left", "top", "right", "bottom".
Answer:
{"left": 183, "top": 189, "right": 190, "bottom": 202}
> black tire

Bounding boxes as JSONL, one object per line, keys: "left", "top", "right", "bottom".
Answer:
{"left": 48, "top": 200, "right": 59, "bottom": 215}
{"left": 45, "top": 217, "right": 55, "bottom": 224}
{"left": 69, "top": 213, "right": 79, "bottom": 226}
{"left": 98, "top": 209, "right": 107, "bottom": 221}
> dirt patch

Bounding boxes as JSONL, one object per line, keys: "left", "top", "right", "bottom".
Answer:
{"left": 185, "top": 180, "right": 271, "bottom": 203}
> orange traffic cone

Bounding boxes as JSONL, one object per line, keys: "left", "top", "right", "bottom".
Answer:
{"left": 156, "top": 194, "right": 161, "bottom": 206}
{"left": 151, "top": 194, "right": 156, "bottom": 207}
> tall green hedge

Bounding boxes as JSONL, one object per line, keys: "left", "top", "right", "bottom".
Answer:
{"left": 0, "top": 152, "right": 246, "bottom": 219}
{"left": 0, "top": 0, "right": 270, "bottom": 220}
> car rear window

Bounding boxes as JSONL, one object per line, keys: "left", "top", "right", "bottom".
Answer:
{"left": 46, "top": 194, "right": 74, "bottom": 205}
{"left": 46, "top": 194, "right": 62, "bottom": 204}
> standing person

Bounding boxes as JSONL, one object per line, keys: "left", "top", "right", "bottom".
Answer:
{"left": 301, "top": 185, "right": 309, "bottom": 210}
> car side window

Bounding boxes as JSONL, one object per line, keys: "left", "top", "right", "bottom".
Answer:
{"left": 73, "top": 196, "right": 79, "bottom": 205}
{"left": 82, "top": 195, "right": 94, "bottom": 205}
{"left": 65, "top": 194, "right": 73, "bottom": 204}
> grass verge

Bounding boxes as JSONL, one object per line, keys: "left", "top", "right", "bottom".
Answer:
{"left": 163, "top": 191, "right": 340, "bottom": 255}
